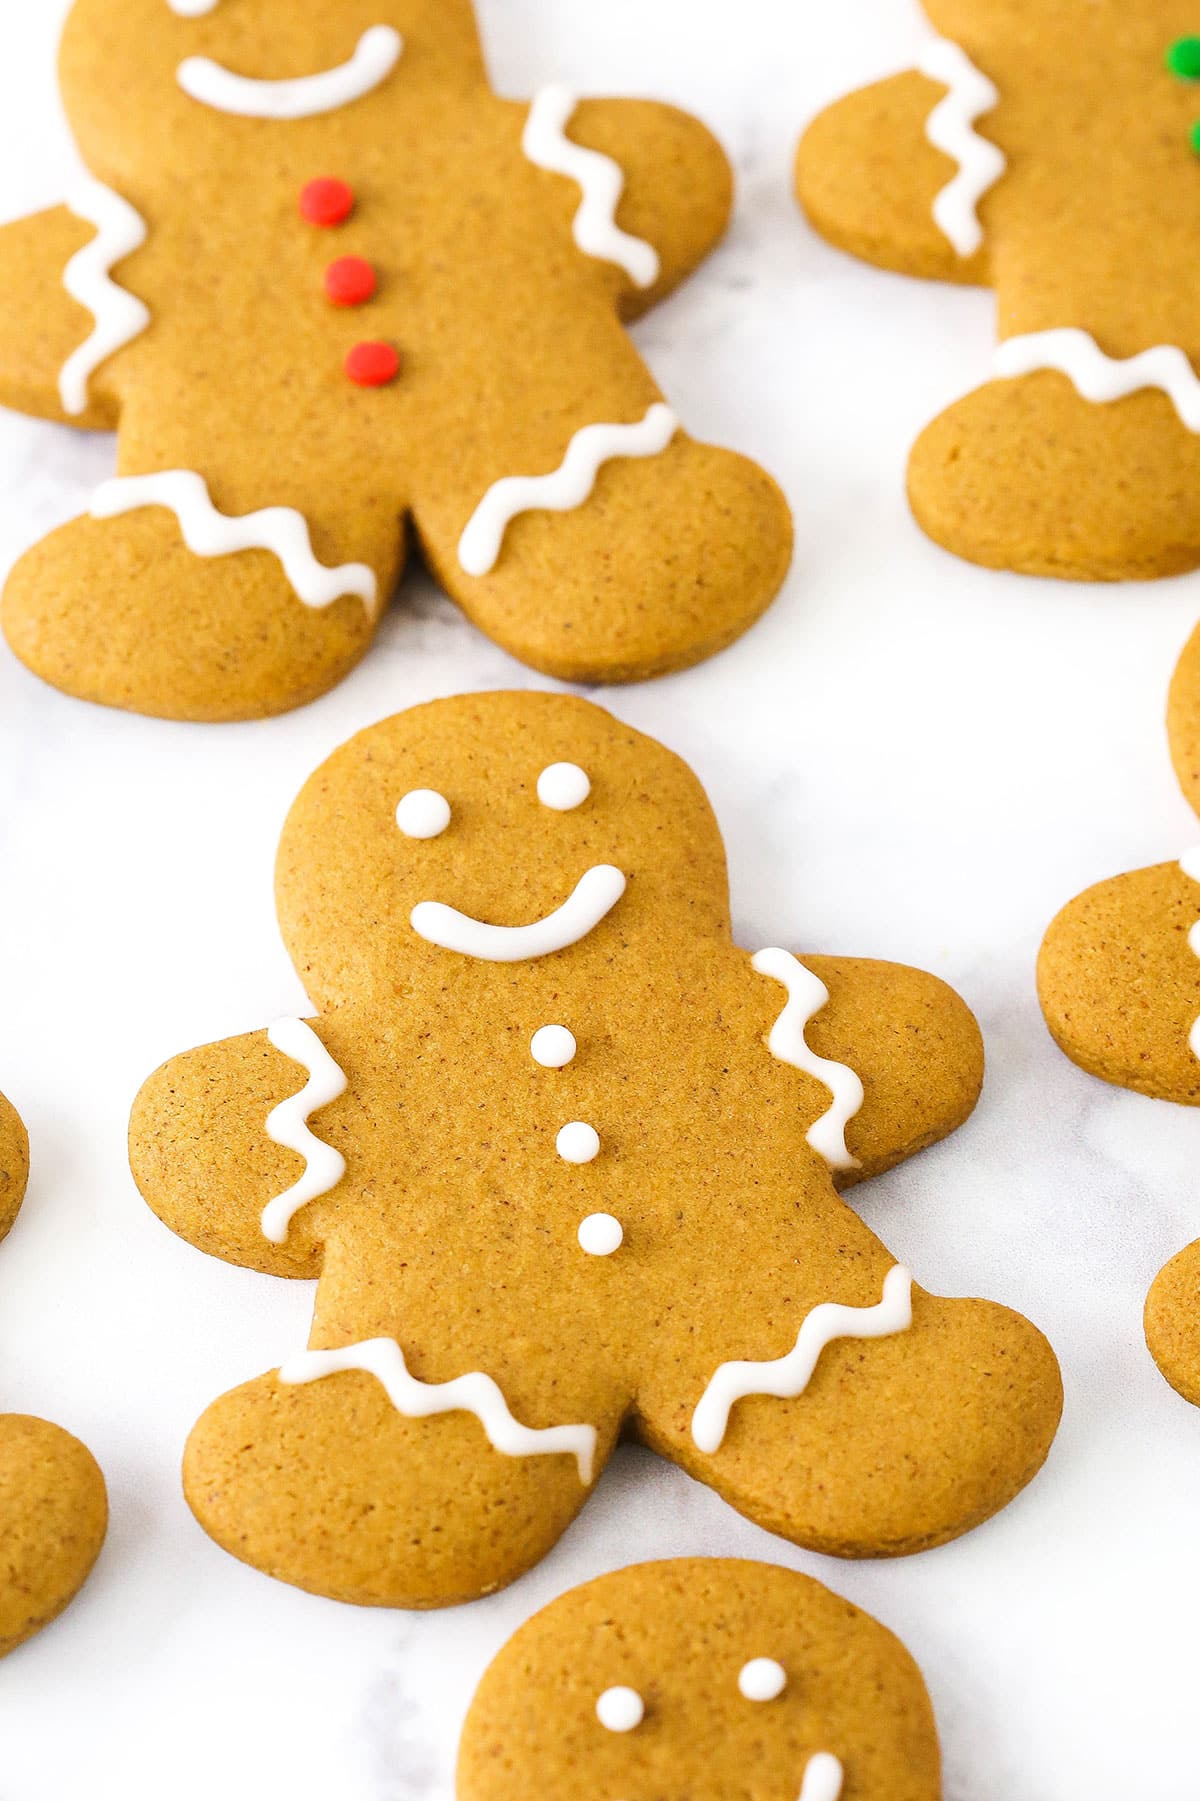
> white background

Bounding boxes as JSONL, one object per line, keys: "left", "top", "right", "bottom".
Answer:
{"left": 0, "top": 2, "right": 1196, "bottom": 1796}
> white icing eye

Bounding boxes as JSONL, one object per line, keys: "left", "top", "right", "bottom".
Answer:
{"left": 738, "top": 1658, "right": 787, "bottom": 1702}
{"left": 537, "top": 763, "right": 591, "bottom": 811}
{"left": 596, "top": 1686, "right": 644, "bottom": 1733}
{"left": 556, "top": 1121, "right": 600, "bottom": 1164}
{"left": 396, "top": 790, "right": 451, "bottom": 839}
{"left": 578, "top": 1213, "right": 623, "bottom": 1256}
{"left": 531, "top": 1024, "right": 577, "bottom": 1068}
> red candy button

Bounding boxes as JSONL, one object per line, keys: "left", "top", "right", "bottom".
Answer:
{"left": 345, "top": 341, "right": 401, "bottom": 387}
{"left": 325, "top": 256, "right": 377, "bottom": 307}
{"left": 300, "top": 177, "right": 354, "bottom": 227}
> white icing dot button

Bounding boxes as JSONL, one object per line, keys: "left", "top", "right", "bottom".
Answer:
{"left": 578, "top": 1212, "right": 623, "bottom": 1256}
{"left": 396, "top": 790, "right": 451, "bottom": 839}
{"left": 596, "top": 1686, "right": 644, "bottom": 1733}
{"left": 538, "top": 762, "right": 591, "bottom": 810}
{"left": 738, "top": 1658, "right": 787, "bottom": 1702}
{"left": 556, "top": 1121, "right": 600, "bottom": 1164}
{"left": 531, "top": 1024, "right": 577, "bottom": 1068}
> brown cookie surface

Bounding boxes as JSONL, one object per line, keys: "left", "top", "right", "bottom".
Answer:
{"left": 796, "top": 3, "right": 1200, "bottom": 580}
{"left": 0, "top": 1, "right": 791, "bottom": 720}
{"left": 132, "top": 691, "right": 1059, "bottom": 1606}
{"left": 457, "top": 1559, "right": 940, "bottom": 1801}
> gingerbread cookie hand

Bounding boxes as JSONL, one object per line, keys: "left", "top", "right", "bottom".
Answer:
{"left": 797, "top": 4, "right": 1200, "bottom": 581}
{"left": 0, "top": 0, "right": 790, "bottom": 721}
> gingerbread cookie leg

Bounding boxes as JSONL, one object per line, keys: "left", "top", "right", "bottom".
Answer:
{"left": 0, "top": 203, "right": 129, "bottom": 430}
{"left": 0, "top": 1415, "right": 107, "bottom": 1658}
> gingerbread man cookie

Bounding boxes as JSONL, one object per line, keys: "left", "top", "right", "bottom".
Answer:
{"left": 0, "top": 0, "right": 791, "bottom": 721}
{"left": 131, "top": 692, "right": 1060, "bottom": 1606}
{"left": 796, "top": 5, "right": 1200, "bottom": 580}
{"left": 458, "top": 1559, "right": 940, "bottom": 1801}
{"left": 0, "top": 1092, "right": 107, "bottom": 1658}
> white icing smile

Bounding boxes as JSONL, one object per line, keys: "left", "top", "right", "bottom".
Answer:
{"left": 411, "top": 865, "right": 626, "bottom": 962}
{"left": 177, "top": 24, "right": 403, "bottom": 120}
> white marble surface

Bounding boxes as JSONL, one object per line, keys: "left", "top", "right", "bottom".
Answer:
{"left": 0, "top": 2, "right": 1198, "bottom": 1796}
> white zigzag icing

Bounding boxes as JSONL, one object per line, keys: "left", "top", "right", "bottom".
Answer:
{"left": 89, "top": 470, "right": 379, "bottom": 613}
{"left": 60, "top": 181, "right": 151, "bottom": 415}
{"left": 995, "top": 328, "right": 1200, "bottom": 432}
{"left": 260, "top": 1019, "right": 348, "bottom": 1245}
{"left": 917, "top": 38, "right": 1005, "bottom": 259}
{"left": 691, "top": 1265, "right": 913, "bottom": 1455}
{"left": 457, "top": 404, "right": 679, "bottom": 576}
{"left": 522, "top": 85, "right": 660, "bottom": 289}
{"left": 752, "top": 948, "right": 864, "bottom": 1172}
{"left": 278, "top": 1338, "right": 598, "bottom": 1483}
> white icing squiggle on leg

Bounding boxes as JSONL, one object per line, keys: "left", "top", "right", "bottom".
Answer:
{"left": 1179, "top": 849, "right": 1200, "bottom": 1060}
{"left": 90, "top": 471, "right": 379, "bottom": 614}
{"left": 691, "top": 1265, "right": 913, "bottom": 1455}
{"left": 522, "top": 86, "right": 661, "bottom": 289}
{"left": 457, "top": 404, "right": 679, "bottom": 576}
{"left": 994, "top": 329, "right": 1200, "bottom": 432}
{"left": 917, "top": 38, "right": 1005, "bottom": 259}
{"left": 798, "top": 1752, "right": 845, "bottom": 1801}
{"left": 278, "top": 1338, "right": 598, "bottom": 1483}
{"left": 178, "top": 26, "right": 403, "bottom": 120}
{"left": 411, "top": 865, "right": 626, "bottom": 962}
{"left": 260, "top": 1019, "right": 348, "bottom": 1245}
{"left": 752, "top": 948, "right": 864, "bottom": 1172}
{"left": 60, "top": 182, "right": 151, "bottom": 416}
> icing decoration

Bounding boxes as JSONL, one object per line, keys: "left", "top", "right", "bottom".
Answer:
{"left": 531, "top": 1024, "right": 577, "bottom": 1068}
{"left": 260, "top": 1019, "right": 348, "bottom": 1245}
{"left": 411, "top": 864, "right": 626, "bottom": 962}
{"left": 278, "top": 1337, "right": 597, "bottom": 1482}
{"left": 916, "top": 38, "right": 1005, "bottom": 259}
{"left": 751, "top": 949, "right": 864, "bottom": 1173}
{"left": 556, "top": 1122, "right": 600, "bottom": 1164}
{"left": 537, "top": 763, "right": 591, "bottom": 811}
{"left": 396, "top": 790, "right": 451, "bottom": 840}
{"left": 60, "top": 182, "right": 151, "bottom": 416}
{"left": 799, "top": 1753, "right": 845, "bottom": 1801}
{"left": 595, "top": 1686, "right": 644, "bottom": 1733}
{"left": 300, "top": 178, "right": 355, "bottom": 227}
{"left": 1179, "top": 847, "right": 1200, "bottom": 1061}
{"left": 690, "top": 1265, "right": 914, "bottom": 1455}
{"left": 994, "top": 328, "right": 1200, "bottom": 431}
{"left": 1167, "top": 37, "right": 1200, "bottom": 80}
{"left": 167, "top": 0, "right": 220, "bottom": 12}
{"left": 738, "top": 1657, "right": 786, "bottom": 1702}
{"left": 89, "top": 471, "right": 379, "bottom": 614}
{"left": 578, "top": 1213, "right": 623, "bottom": 1256}
{"left": 346, "top": 340, "right": 401, "bottom": 387}
{"left": 457, "top": 404, "right": 680, "bottom": 577}
{"left": 522, "top": 86, "right": 661, "bottom": 289}
{"left": 178, "top": 25, "right": 403, "bottom": 120}
{"left": 325, "top": 257, "right": 377, "bottom": 307}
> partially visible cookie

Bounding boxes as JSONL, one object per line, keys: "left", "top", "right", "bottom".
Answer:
{"left": 457, "top": 1558, "right": 940, "bottom": 1801}
{"left": 0, "top": 1092, "right": 107, "bottom": 1658}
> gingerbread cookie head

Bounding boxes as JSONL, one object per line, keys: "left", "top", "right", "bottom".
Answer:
{"left": 458, "top": 1559, "right": 941, "bottom": 1801}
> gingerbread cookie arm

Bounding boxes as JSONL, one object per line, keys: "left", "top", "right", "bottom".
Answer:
{"left": 796, "top": 72, "right": 993, "bottom": 286}
{"left": 0, "top": 1089, "right": 29, "bottom": 1246}
{"left": 1146, "top": 1241, "right": 1200, "bottom": 1408}
{"left": 129, "top": 1027, "right": 347, "bottom": 1280}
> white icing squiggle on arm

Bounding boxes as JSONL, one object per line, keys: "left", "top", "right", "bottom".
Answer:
{"left": 1179, "top": 849, "right": 1200, "bottom": 1060}
{"left": 752, "top": 949, "right": 864, "bottom": 1172}
{"left": 411, "top": 865, "right": 626, "bottom": 962}
{"left": 522, "top": 86, "right": 660, "bottom": 289}
{"left": 278, "top": 1337, "right": 597, "bottom": 1483}
{"left": 690, "top": 1265, "right": 913, "bottom": 1455}
{"left": 917, "top": 38, "right": 1005, "bottom": 258}
{"left": 458, "top": 404, "right": 679, "bottom": 576}
{"left": 994, "top": 329, "right": 1200, "bottom": 432}
{"left": 177, "top": 25, "right": 402, "bottom": 120}
{"left": 90, "top": 471, "right": 379, "bottom": 614}
{"left": 260, "top": 1019, "right": 348, "bottom": 1245}
{"left": 799, "top": 1752, "right": 845, "bottom": 1801}
{"left": 60, "top": 182, "right": 151, "bottom": 416}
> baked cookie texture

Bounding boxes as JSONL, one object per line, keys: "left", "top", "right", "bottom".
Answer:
{"left": 457, "top": 1559, "right": 940, "bottom": 1801}
{"left": 131, "top": 691, "right": 1060, "bottom": 1607}
{"left": 0, "top": 1096, "right": 107, "bottom": 1658}
{"left": 796, "top": 3, "right": 1200, "bottom": 580}
{"left": 1040, "top": 672, "right": 1200, "bottom": 1406}
{"left": 0, "top": 0, "right": 792, "bottom": 721}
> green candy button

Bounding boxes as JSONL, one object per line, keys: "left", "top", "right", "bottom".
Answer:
{"left": 1167, "top": 35, "right": 1200, "bottom": 78}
